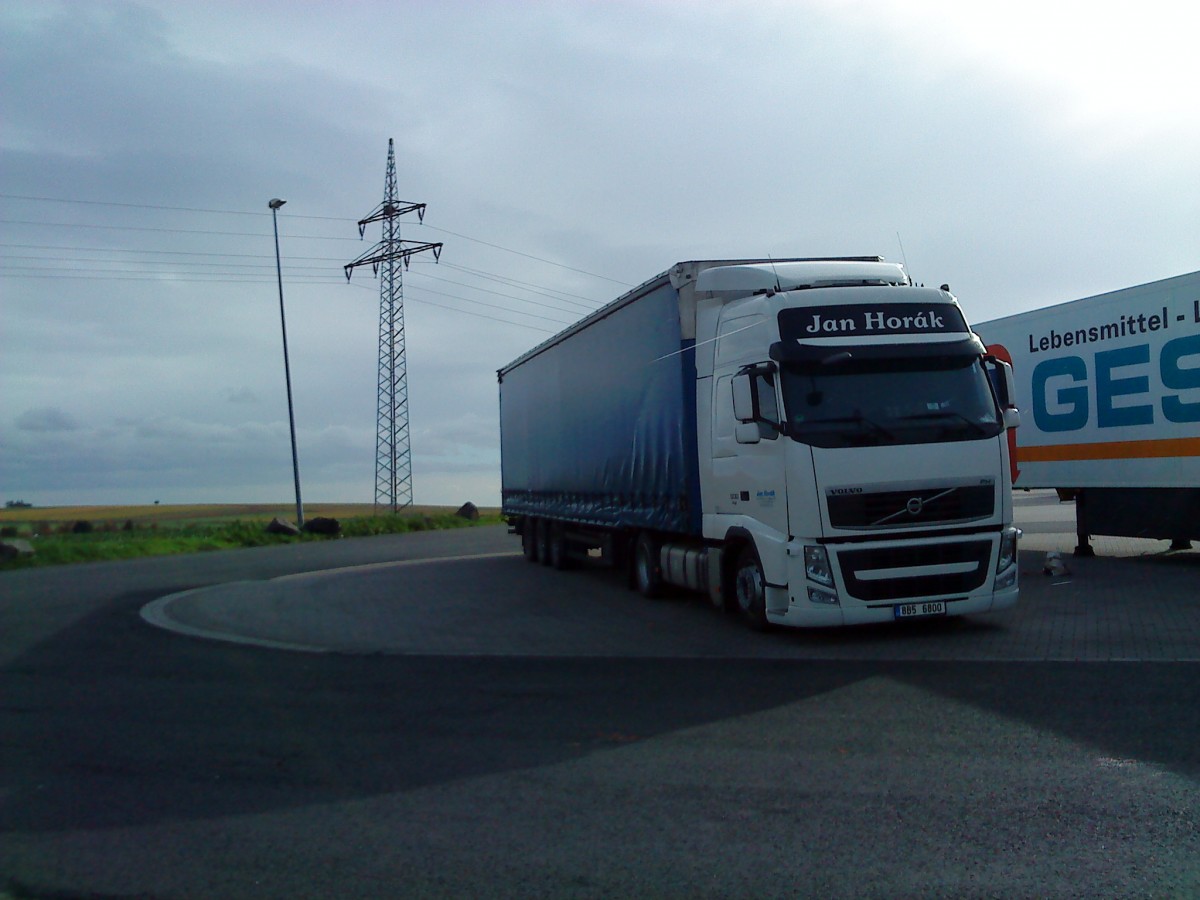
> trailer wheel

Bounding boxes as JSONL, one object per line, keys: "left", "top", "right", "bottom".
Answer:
{"left": 633, "top": 533, "right": 663, "bottom": 598}
{"left": 549, "top": 523, "right": 572, "bottom": 570}
{"left": 537, "top": 519, "right": 553, "bottom": 566}
{"left": 733, "top": 545, "right": 769, "bottom": 631}
{"left": 521, "top": 520, "right": 539, "bottom": 563}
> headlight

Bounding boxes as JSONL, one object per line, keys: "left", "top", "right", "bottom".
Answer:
{"left": 996, "top": 527, "right": 1021, "bottom": 573}
{"left": 804, "top": 545, "right": 834, "bottom": 587}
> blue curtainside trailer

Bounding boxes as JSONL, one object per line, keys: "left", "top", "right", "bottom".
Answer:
{"left": 498, "top": 269, "right": 703, "bottom": 536}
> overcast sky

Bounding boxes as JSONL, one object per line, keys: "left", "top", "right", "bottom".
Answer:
{"left": 2, "top": 0, "right": 1197, "bottom": 509}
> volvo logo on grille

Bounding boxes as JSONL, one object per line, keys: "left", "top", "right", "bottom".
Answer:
{"left": 906, "top": 497, "right": 925, "bottom": 515}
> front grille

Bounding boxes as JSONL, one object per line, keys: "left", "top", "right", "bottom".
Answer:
{"left": 827, "top": 484, "right": 994, "bottom": 529}
{"left": 837, "top": 540, "right": 992, "bottom": 602}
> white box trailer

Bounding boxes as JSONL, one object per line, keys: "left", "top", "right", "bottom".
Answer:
{"left": 976, "top": 270, "right": 1200, "bottom": 553}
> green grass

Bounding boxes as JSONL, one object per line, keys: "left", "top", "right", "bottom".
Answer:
{"left": 0, "top": 510, "right": 504, "bottom": 571}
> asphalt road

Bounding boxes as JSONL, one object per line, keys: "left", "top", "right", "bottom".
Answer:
{"left": 2, "top": 504, "right": 1199, "bottom": 898}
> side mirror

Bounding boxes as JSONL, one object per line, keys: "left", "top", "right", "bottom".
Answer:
{"left": 1003, "top": 407, "right": 1021, "bottom": 430}
{"left": 1000, "top": 360, "right": 1018, "bottom": 410}
{"left": 984, "top": 357, "right": 1017, "bottom": 409}
{"left": 732, "top": 373, "right": 756, "bottom": 422}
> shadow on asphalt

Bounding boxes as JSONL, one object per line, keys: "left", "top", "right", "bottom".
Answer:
{"left": 2, "top": 585, "right": 1198, "bottom": 836}
{"left": 1134, "top": 549, "right": 1200, "bottom": 569}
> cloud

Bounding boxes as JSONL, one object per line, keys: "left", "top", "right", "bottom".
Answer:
{"left": 1, "top": 0, "right": 1196, "bottom": 508}
{"left": 15, "top": 407, "right": 80, "bottom": 433}
{"left": 225, "top": 387, "right": 258, "bottom": 404}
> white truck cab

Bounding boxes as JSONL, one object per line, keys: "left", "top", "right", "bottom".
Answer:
{"left": 690, "top": 261, "right": 1021, "bottom": 627}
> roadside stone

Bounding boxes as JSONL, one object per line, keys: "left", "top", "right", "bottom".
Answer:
{"left": 266, "top": 517, "right": 301, "bottom": 536}
{"left": 303, "top": 516, "right": 341, "bottom": 536}
{"left": 455, "top": 502, "right": 480, "bottom": 521}
{"left": 0, "top": 538, "right": 35, "bottom": 561}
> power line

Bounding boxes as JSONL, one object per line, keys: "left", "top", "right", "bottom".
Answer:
{"left": 1, "top": 265, "right": 580, "bottom": 326}
{"left": 0, "top": 217, "right": 364, "bottom": 241}
{"left": 2, "top": 255, "right": 342, "bottom": 271}
{"left": 1, "top": 265, "right": 344, "bottom": 277}
{"left": 0, "top": 192, "right": 631, "bottom": 284}
{"left": 2, "top": 254, "right": 586, "bottom": 321}
{"left": 2, "top": 193, "right": 617, "bottom": 329}
{"left": 1, "top": 257, "right": 575, "bottom": 322}
{"left": 2, "top": 244, "right": 607, "bottom": 313}
{"left": 343, "top": 282, "right": 556, "bottom": 333}
{"left": 3, "top": 247, "right": 602, "bottom": 316}
{"left": 417, "top": 222, "right": 628, "bottom": 285}
{"left": 403, "top": 284, "right": 573, "bottom": 324}
{"left": 439, "top": 261, "right": 602, "bottom": 308}
{"left": 0, "top": 271, "right": 338, "bottom": 283}
{"left": 0, "top": 267, "right": 556, "bottom": 333}
{"left": 0, "top": 272, "right": 341, "bottom": 284}
{"left": 406, "top": 270, "right": 587, "bottom": 317}
{"left": 0, "top": 241, "right": 349, "bottom": 261}
{"left": 1, "top": 223, "right": 608, "bottom": 310}
{"left": 0, "top": 193, "right": 278, "bottom": 217}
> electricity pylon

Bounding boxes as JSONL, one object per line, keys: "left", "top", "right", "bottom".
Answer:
{"left": 345, "top": 139, "right": 442, "bottom": 513}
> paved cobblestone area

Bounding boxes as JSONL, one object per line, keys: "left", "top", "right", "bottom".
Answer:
{"left": 834, "top": 550, "right": 1200, "bottom": 662}
{"left": 14, "top": 503, "right": 1200, "bottom": 900}
{"left": 144, "top": 491, "right": 1200, "bottom": 662}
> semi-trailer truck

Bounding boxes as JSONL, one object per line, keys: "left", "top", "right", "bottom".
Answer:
{"left": 498, "top": 257, "right": 1022, "bottom": 628}
{"left": 976, "top": 270, "right": 1200, "bottom": 554}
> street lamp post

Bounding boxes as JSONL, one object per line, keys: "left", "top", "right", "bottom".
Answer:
{"left": 269, "top": 198, "right": 304, "bottom": 528}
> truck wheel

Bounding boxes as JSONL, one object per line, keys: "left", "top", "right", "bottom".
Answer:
{"left": 537, "top": 519, "right": 553, "bottom": 566}
{"left": 633, "top": 533, "right": 663, "bottom": 598}
{"left": 733, "top": 546, "right": 769, "bottom": 631}
{"left": 549, "top": 523, "right": 572, "bottom": 570}
{"left": 521, "top": 521, "right": 539, "bottom": 563}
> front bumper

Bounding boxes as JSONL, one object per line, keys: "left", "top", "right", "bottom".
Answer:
{"left": 768, "top": 528, "right": 1020, "bottom": 628}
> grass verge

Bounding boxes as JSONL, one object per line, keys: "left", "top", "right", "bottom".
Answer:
{"left": 0, "top": 508, "right": 503, "bottom": 571}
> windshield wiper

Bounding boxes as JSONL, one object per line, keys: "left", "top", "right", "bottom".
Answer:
{"left": 809, "top": 413, "right": 894, "bottom": 441}
{"left": 899, "top": 410, "right": 992, "bottom": 436}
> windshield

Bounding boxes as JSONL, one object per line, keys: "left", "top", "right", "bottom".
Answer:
{"left": 780, "top": 356, "right": 1003, "bottom": 448}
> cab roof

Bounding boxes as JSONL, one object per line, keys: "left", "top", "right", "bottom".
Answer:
{"left": 696, "top": 260, "right": 910, "bottom": 294}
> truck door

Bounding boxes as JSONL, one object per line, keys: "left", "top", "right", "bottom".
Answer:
{"left": 710, "top": 365, "right": 789, "bottom": 538}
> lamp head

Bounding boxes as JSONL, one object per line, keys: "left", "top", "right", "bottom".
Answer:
{"left": 268, "top": 198, "right": 286, "bottom": 209}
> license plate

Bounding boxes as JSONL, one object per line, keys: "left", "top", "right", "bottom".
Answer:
{"left": 894, "top": 601, "right": 946, "bottom": 619}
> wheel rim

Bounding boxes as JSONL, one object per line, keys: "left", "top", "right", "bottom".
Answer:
{"left": 735, "top": 563, "right": 762, "bottom": 613}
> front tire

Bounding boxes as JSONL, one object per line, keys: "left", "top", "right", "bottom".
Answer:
{"left": 733, "top": 545, "right": 769, "bottom": 631}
